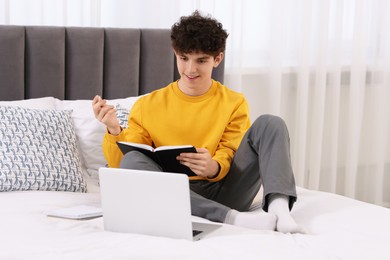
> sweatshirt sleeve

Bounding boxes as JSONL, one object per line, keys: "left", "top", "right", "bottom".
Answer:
{"left": 207, "top": 96, "right": 251, "bottom": 182}
{"left": 102, "top": 128, "right": 127, "bottom": 168}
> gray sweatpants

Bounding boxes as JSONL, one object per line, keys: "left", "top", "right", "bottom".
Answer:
{"left": 119, "top": 114, "right": 297, "bottom": 223}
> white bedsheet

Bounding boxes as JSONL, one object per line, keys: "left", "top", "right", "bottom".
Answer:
{"left": 1, "top": 187, "right": 389, "bottom": 260}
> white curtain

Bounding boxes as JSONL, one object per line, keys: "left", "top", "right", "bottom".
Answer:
{"left": 1, "top": 0, "right": 389, "bottom": 207}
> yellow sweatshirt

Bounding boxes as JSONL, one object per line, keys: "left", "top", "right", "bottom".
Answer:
{"left": 103, "top": 80, "right": 250, "bottom": 182}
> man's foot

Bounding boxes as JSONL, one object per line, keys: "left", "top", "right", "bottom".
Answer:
{"left": 224, "top": 209, "right": 277, "bottom": 231}
{"left": 268, "top": 194, "right": 306, "bottom": 233}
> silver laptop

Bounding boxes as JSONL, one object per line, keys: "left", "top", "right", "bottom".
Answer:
{"left": 98, "top": 167, "right": 221, "bottom": 241}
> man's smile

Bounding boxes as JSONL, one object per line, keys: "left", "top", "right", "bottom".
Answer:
{"left": 185, "top": 74, "right": 200, "bottom": 80}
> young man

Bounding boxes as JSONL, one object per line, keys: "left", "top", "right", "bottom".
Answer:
{"left": 93, "top": 10, "right": 303, "bottom": 233}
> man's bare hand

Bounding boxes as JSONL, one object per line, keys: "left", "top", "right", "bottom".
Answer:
{"left": 176, "top": 148, "right": 219, "bottom": 179}
{"left": 92, "top": 95, "right": 121, "bottom": 135}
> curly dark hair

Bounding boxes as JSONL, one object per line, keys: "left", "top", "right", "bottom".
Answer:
{"left": 171, "top": 10, "right": 228, "bottom": 57}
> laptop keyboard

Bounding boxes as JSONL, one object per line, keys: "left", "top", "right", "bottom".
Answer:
{"left": 192, "top": 230, "right": 203, "bottom": 237}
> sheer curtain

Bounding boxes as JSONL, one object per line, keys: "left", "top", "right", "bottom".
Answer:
{"left": 1, "top": 0, "right": 389, "bottom": 207}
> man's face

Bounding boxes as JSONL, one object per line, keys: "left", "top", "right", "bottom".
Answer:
{"left": 175, "top": 51, "right": 223, "bottom": 95}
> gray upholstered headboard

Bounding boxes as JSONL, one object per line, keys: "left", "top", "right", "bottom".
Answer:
{"left": 0, "top": 25, "right": 224, "bottom": 101}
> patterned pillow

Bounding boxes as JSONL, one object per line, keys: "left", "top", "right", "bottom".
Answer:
{"left": 0, "top": 106, "right": 87, "bottom": 192}
{"left": 115, "top": 103, "right": 130, "bottom": 128}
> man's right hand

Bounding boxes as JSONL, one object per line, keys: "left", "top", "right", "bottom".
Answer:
{"left": 92, "top": 95, "right": 122, "bottom": 136}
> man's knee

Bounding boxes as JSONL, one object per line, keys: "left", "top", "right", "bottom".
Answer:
{"left": 251, "top": 114, "right": 288, "bottom": 135}
{"left": 119, "top": 151, "right": 162, "bottom": 171}
{"left": 120, "top": 151, "right": 144, "bottom": 169}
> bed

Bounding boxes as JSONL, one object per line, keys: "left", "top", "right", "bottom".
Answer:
{"left": 1, "top": 25, "right": 390, "bottom": 260}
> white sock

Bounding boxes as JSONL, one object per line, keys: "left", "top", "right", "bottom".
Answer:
{"left": 267, "top": 194, "right": 304, "bottom": 233}
{"left": 224, "top": 209, "right": 277, "bottom": 231}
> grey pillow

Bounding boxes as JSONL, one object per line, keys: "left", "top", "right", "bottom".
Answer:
{"left": 0, "top": 106, "right": 87, "bottom": 192}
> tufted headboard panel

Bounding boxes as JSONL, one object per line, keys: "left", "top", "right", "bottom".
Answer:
{"left": 0, "top": 25, "right": 224, "bottom": 101}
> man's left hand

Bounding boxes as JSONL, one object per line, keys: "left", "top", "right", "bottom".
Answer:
{"left": 176, "top": 148, "right": 219, "bottom": 179}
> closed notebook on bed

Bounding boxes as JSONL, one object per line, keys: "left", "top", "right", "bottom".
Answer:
{"left": 98, "top": 167, "right": 221, "bottom": 241}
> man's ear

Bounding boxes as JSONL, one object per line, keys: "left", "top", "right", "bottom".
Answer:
{"left": 214, "top": 52, "right": 224, "bottom": 68}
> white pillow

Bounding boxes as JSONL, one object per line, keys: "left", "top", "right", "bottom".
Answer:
{"left": 56, "top": 96, "right": 141, "bottom": 180}
{"left": 0, "top": 97, "right": 56, "bottom": 109}
{"left": 0, "top": 105, "right": 87, "bottom": 192}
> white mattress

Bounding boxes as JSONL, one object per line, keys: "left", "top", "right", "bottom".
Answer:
{"left": 1, "top": 186, "right": 389, "bottom": 260}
